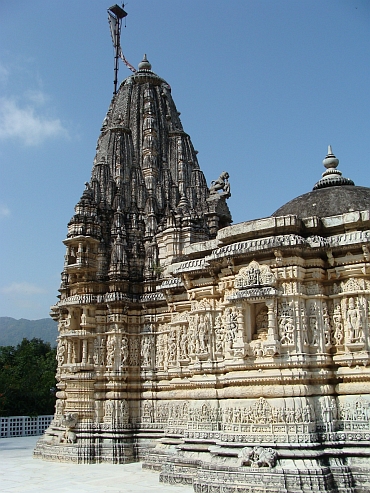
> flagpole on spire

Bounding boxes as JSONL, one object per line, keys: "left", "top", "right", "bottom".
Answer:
{"left": 107, "top": 4, "right": 128, "bottom": 95}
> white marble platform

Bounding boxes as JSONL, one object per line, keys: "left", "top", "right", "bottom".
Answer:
{"left": 0, "top": 436, "right": 193, "bottom": 493}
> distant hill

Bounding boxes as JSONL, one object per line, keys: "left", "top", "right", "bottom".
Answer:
{"left": 0, "top": 317, "right": 58, "bottom": 347}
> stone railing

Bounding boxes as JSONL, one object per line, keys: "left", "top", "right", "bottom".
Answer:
{"left": 0, "top": 415, "right": 53, "bottom": 438}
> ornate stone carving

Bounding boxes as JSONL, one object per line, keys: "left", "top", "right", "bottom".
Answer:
{"left": 235, "top": 261, "right": 276, "bottom": 289}
{"left": 344, "top": 297, "right": 365, "bottom": 345}
{"left": 278, "top": 302, "right": 295, "bottom": 346}
{"left": 238, "top": 446, "right": 277, "bottom": 468}
{"left": 59, "top": 413, "right": 78, "bottom": 444}
{"left": 120, "top": 336, "right": 129, "bottom": 367}
{"left": 209, "top": 171, "right": 231, "bottom": 198}
{"left": 141, "top": 335, "right": 153, "bottom": 367}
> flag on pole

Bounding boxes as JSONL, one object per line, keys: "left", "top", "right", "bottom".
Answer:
{"left": 108, "top": 12, "right": 118, "bottom": 48}
{"left": 108, "top": 8, "right": 136, "bottom": 74}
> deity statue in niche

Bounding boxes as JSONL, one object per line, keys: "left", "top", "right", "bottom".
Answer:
{"left": 141, "top": 335, "right": 152, "bottom": 367}
{"left": 197, "top": 314, "right": 210, "bottom": 353}
{"left": 254, "top": 305, "right": 268, "bottom": 341}
{"left": 179, "top": 326, "right": 189, "bottom": 360}
{"left": 345, "top": 297, "right": 364, "bottom": 344}
{"left": 249, "top": 304, "right": 268, "bottom": 357}
{"left": 120, "top": 400, "right": 129, "bottom": 424}
{"left": 104, "top": 400, "right": 114, "bottom": 420}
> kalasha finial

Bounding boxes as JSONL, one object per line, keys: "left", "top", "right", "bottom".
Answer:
{"left": 323, "top": 145, "right": 339, "bottom": 169}
{"left": 138, "top": 54, "right": 152, "bottom": 71}
{"left": 313, "top": 146, "right": 354, "bottom": 190}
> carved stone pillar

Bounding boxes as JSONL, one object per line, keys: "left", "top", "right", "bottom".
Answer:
{"left": 262, "top": 299, "right": 280, "bottom": 356}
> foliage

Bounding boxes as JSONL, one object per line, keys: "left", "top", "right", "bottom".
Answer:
{"left": 0, "top": 338, "right": 57, "bottom": 417}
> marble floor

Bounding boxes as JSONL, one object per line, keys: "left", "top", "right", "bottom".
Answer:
{"left": 0, "top": 436, "right": 193, "bottom": 493}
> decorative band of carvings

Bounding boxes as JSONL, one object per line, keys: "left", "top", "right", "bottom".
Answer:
{"left": 58, "top": 291, "right": 165, "bottom": 307}
{"left": 208, "top": 235, "right": 306, "bottom": 261}
{"left": 157, "top": 278, "right": 184, "bottom": 290}
{"left": 173, "top": 259, "right": 209, "bottom": 274}
{"left": 139, "top": 292, "right": 165, "bottom": 302}
{"left": 207, "top": 231, "right": 370, "bottom": 263}
{"left": 228, "top": 287, "right": 278, "bottom": 300}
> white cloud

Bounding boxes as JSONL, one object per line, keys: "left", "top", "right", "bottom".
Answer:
{"left": 0, "top": 205, "right": 10, "bottom": 217}
{"left": 1, "top": 282, "right": 45, "bottom": 295}
{"left": 0, "top": 96, "right": 68, "bottom": 146}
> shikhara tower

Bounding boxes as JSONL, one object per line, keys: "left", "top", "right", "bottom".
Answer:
{"left": 35, "top": 55, "right": 370, "bottom": 493}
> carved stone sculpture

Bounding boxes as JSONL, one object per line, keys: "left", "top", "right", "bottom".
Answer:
{"left": 209, "top": 171, "right": 231, "bottom": 198}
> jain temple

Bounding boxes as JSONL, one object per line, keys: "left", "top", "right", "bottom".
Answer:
{"left": 34, "top": 54, "right": 370, "bottom": 492}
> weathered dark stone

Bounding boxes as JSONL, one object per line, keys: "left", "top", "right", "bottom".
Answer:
{"left": 273, "top": 185, "right": 370, "bottom": 219}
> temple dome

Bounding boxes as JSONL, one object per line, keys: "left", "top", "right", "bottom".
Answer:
{"left": 272, "top": 146, "right": 370, "bottom": 219}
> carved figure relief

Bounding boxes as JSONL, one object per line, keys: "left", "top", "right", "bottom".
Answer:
{"left": 300, "top": 302, "right": 309, "bottom": 346}
{"left": 344, "top": 297, "right": 365, "bottom": 344}
{"left": 56, "top": 340, "right": 66, "bottom": 365}
{"left": 339, "top": 397, "right": 370, "bottom": 423}
{"left": 93, "top": 338, "right": 100, "bottom": 366}
{"left": 235, "top": 261, "right": 276, "bottom": 290}
{"left": 179, "top": 326, "right": 189, "bottom": 360}
{"left": 214, "top": 314, "right": 225, "bottom": 355}
{"left": 141, "top": 335, "right": 153, "bottom": 367}
{"left": 155, "top": 332, "right": 167, "bottom": 369}
{"left": 120, "top": 336, "right": 129, "bottom": 367}
{"left": 120, "top": 399, "right": 130, "bottom": 424}
{"left": 322, "top": 302, "right": 332, "bottom": 347}
{"left": 278, "top": 302, "right": 295, "bottom": 346}
{"left": 106, "top": 335, "right": 116, "bottom": 367}
{"left": 238, "top": 446, "right": 277, "bottom": 468}
{"left": 333, "top": 302, "right": 344, "bottom": 346}
{"left": 223, "top": 307, "right": 238, "bottom": 351}
{"left": 220, "top": 398, "right": 314, "bottom": 428}
{"left": 104, "top": 400, "right": 114, "bottom": 422}
{"left": 129, "top": 337, "right": 140, "bottom": 366}
{"left": 308, "top": 303, "right": 319, "bottom": 346}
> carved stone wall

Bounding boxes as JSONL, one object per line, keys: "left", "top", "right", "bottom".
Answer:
{"left": 34, "top": 60, "right": 370, "bottom": 492}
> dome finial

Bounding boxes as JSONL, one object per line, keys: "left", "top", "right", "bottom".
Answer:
{"left": 138, "top": 54, "right": 152, "bottom": 71}
{"left": 323, "top": 145, "right": 339, "bottom": 170}
{"left": 313, "top": 145, "right": 354, "bottom": 190}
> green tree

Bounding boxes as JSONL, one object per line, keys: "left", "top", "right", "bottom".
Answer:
{"left": 0, "top": 338, "right": 57, "bottom": 416}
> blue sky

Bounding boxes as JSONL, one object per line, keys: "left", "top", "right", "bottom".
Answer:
{"left": 0, "top": 0, "right": 369, "bottom": 320}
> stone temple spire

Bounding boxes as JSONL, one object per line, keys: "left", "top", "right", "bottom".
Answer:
{"left": 68, "top": 55, "right": 227, "bottom": 285}
{"left": 36, "top": 55, "right": 232, "bottom": 466}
